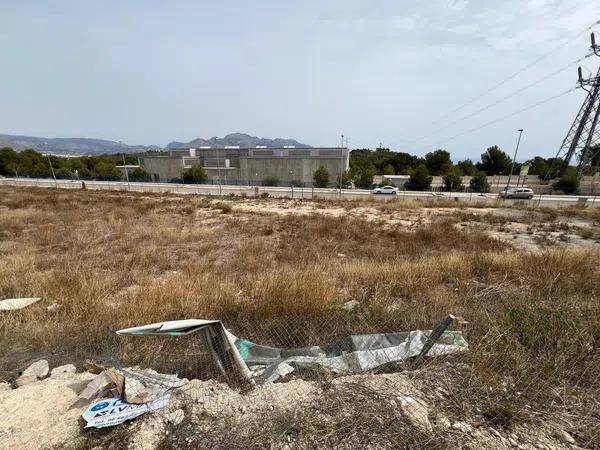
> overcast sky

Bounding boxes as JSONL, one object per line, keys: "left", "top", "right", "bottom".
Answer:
{"left": 2, "top": 0, "right": 600, "bottom": 161}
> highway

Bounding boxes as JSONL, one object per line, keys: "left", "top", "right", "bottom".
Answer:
{"left": 1, "top": 177, "right": 598, "bottom": 208}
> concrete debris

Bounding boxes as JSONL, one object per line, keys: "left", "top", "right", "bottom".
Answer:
{"left": 50, "top": 364, "right": 77, "bottom": 380}
{"left": 15, "top": 360, "right": 49, "bottom": 387}
{"left": 341, "top": 300, "right": 360, "bottom": 311}
{"left": 72, "top": 369, "right": 124, "bottom": 408}
{"left": 165, "top": 409, "right": 185, "bottom": 426}
{"left": 434, "top": 413, "right": 452, "bottom": 429}
{"left": 0, "top": 297, "right": 41, "bottom": 311}
{"left": 46, "top": 303, "right": 61, "bottom": 313}
{"left": 398, "top": 396, "right": 432, "bottom": 432}
{"left": 0, "top": 383, "right": 11, "bottom": 392}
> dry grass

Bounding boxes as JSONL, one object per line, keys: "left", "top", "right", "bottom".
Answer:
{"left": 1, "top": 186, "right": 599, "bottom": 444}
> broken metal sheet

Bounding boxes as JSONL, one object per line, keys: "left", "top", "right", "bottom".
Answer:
{"left": 116, "top": 321, "right": 252, "bottom": 384}
{"left": 0, "top": 297, "right": 41, "bottom": 311}
{"left": 82, "top": 392, "right": 170, "bottom": 428}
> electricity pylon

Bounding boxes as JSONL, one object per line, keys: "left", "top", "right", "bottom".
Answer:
{"left": 548, "top": 33, "right": 600, "bottom": 179}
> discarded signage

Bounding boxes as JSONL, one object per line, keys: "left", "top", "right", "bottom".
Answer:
{"left": 0, "top": 297, "right": 41, "bottom": 311}
{"left": 82, "top": 392, "right": 170, "bottom": 428}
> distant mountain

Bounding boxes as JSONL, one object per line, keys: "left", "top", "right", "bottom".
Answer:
{"left": 0, "top": 132, "right": 311, "bottom": 155}
{"left": 0, "top": 134, "right": 158, "bottom": 155}
{"left": 167, "top": 132, "right": 311, "bottom": 149}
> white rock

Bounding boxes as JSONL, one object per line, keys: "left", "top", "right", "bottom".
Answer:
{"left": 556, "top": 430, "right": 575, "bottom": 445}
{"left": 435, "top": 414, "right": 451, "bottom": 429}
{"left": 16, "top": 360, "right": 49, "bottom": 386}
{"left": 165, "top": 409, "right": 185, "bottom": 426}
{"left": 452, "top": 421, "right": 473, "bottom": 433}
{"left": 398, "top": 396, "right": 432, "bottom": 432}
{"left": 341, "top": 300, "right": 360, "bottom": 311}
{"left": 46, "top": 303, "right": 61, "bottom": 313}
{"left": 0, "top": 382, "right": 12, "bottom": 392}
{"left": 50, "top": 364, "right": 77, "bottom": 380}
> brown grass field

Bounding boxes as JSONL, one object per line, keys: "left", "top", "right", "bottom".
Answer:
{"left": 1, "top": 186, "right": 599, "bottom": 448}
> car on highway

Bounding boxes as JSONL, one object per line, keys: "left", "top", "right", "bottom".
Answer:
{"left": 499, "top": 187, "right": 534, "bottom": 199}
{"left": 372, "top": 185, "right": 398, "bottom": 195}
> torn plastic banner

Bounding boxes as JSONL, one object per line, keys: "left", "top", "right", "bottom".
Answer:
{"left": 239, "top": 330, "right": 468, "bottom": 383}
{"left": 82, "top": 392, "right": 170, "bottom": 428}
{"left": 117, "top": 320, "right": 468, "bottom": 385}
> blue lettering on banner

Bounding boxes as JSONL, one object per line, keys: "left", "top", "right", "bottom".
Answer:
{"left": 90, "top": 401, "right": 110, "bottom": 412}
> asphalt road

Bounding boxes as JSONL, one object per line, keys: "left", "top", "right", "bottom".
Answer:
{"left": 1, "top": 177, "right": 598, "bottom": 208}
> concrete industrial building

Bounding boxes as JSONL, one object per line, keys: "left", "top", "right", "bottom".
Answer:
{"left": 138, "top": 147, "right": 349, "bottom": 186}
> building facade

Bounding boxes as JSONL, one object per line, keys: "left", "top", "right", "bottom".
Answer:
{"left": 138, "top": 147, "right": 349, "bottom": 186}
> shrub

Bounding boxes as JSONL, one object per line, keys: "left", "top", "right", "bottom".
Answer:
{"left": 443, "top": 172, "right": 463, "bottom": 191}
{"left": 262, "top": 176, "right": 280, "bottom": 187}
{"left": 129, "top": 167, "right": 151, "bottom": 182}
{"left": 553, "top": 168, "right": 580, "bottom": 194}
{"left": 182, "top": 164, "right": 208, "bottom": 184}
{"left": 469, "top": 171, "right": 490, "bottom": 193}
{"left": 406, "top": 165, "right": 432, "bottom": 191}
{"left": 313, "top": 166, "right": 330, "bottom": 188}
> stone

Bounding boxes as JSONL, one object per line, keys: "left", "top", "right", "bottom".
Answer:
{"left": 452, "top": 421, "right": 473, "bottom": 433}
{"left": 165, "top": 409, "right": 185, "bottom": 426}
{"left": 15, "top": 360, "right": 49, "bottom": 386}
{"left": 0, "top": 382, "right": 12, "bottom": 392}
{"left": 341, "top": 300, "right": 360, "bottom": 311}
{"left": 435, "top": 413, "right": 451, "bottom": 429}
{"left": 555, "top": 430, "right": 575, "bottom": 445}
{"left": 50, "top": 364, "right": 77, "bottom": 380}
{"left": 398, "top": 396, "right": 432, "bottom": 432}
{"left": 46, "top": 303, "right": 61, "bottom": 313}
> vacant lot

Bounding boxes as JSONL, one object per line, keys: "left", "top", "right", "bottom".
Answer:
{"left": 1, "top": 187, "right": 599, "bottom": 448}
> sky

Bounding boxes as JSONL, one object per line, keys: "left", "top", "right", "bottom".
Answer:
{"left": 1, "top": 0, "right": 600, "bottom": 161}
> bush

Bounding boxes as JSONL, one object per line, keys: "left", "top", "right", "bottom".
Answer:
{"left": 406, "top": 165, "right": 432, "bottom": 191}
{"left": 129, "top": 167, "right": 151, "bottom": 182}
{"left": 262, "top": 176, "right": 280, "bottom": 187}
{"left": 469, "top": 171, "right": 490, "bottom": 193}
{"left": 313, "top": 166, "right": 330, "bottom": 188}
{"left": 553, "top": 168, "right": 580, "bottom": 194}
{"left": 182, "top": 164, "right": 208, "bottom": 184}
{"left": 443, "top": 172, "right": 463, "bottom": 191}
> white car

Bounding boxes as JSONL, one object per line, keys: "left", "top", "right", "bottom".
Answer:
{"left": 499, "top": 187, "right": 534, "bottom": 199}
{"left": 372, "top": 185, "right": 398, "bottom": 195}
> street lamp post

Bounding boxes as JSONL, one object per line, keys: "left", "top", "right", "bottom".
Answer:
{"left": 339, "top": 134, "right": 344, "bottom": 199}
{"left": 505, "top": 129, "right": 524, "bottom": 196}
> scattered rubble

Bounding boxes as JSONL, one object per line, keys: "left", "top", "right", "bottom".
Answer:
{"left": 398, "top": 395, "right": 432, "bottom": 432}
{"left": 50, "top": 364, "right": 77, "bottom": 380}
{"left": 15, "top": 360, "right": 49, "bottom": 387}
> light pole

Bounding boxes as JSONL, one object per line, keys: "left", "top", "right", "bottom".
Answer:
{"left": 339, "top": 134, "right": 344, "bottom": 198}
{"left": 46, "top": 154, "right": 58, "bottom": 189}
{"left": 121, "top": 151, "right": 130, "bottom": 190}
{"left": 216, "top": 149, "right": 222, "bottom": 195}
{"left": 505, "top": 129, "right": 524, "bottom": 196}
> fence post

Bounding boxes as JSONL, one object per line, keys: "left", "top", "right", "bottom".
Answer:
{"left": 413, "top": 314, "right": 456, "bottom": 367}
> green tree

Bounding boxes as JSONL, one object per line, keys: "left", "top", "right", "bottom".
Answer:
{"left": 456, "top": 159, "right": 477, "bottom": 176}
{"left": 443, "top": 171, "right": 463, "bottom": 191}
{"left": 313, "top": 165, "right": 330, "bottom": 188}
{"left": 553, "top": 167, "right": 580, "bottom": 193}
{"left": 129, "top": 167, "right": 151, "bottom": 182}
{"left": 424, "top": 149, "right": 453, "bottom": 175}
{"left": 382, "top": 164, "right": 394, "bottom": 175}
{"left": 406, "top": 164, "right": 433, "bottom": 191}
{"left": 469, "top": 171, "right": 490, "bottom": 193}
{"left": 55, "top": 167, "right": 72, "bottom": 179}
{"left": 477, "top": 146, "right": 512, "bottom": 175}
{"left": 262, "top": 175, "right": 280, "bottom": 186}
{"left": 182, "top": 164, "right": 208, "bottom": 184}
{"left": 0, "top": 147, "right": 19, "bottom": 175}
{"left": 94, "top": 162, "right": 121, "bottom": 180}
{"left": 354, "top": 164, "right": 377, "bottom": 189}
{"left": 524, "top": 156, "right": 549, "bottom": 177}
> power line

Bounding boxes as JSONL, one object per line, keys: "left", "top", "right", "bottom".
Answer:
{"left": 427, "top": 19, "right": 600, "bottom": 125}
{"left": 407, "top": 52, "right": 594, "bottom": 147}
{"left": 391, "top": 18, "right": 600, "bottom": 149}
{"left": 414, "top": 86, "right": 578, "bottom": 151}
